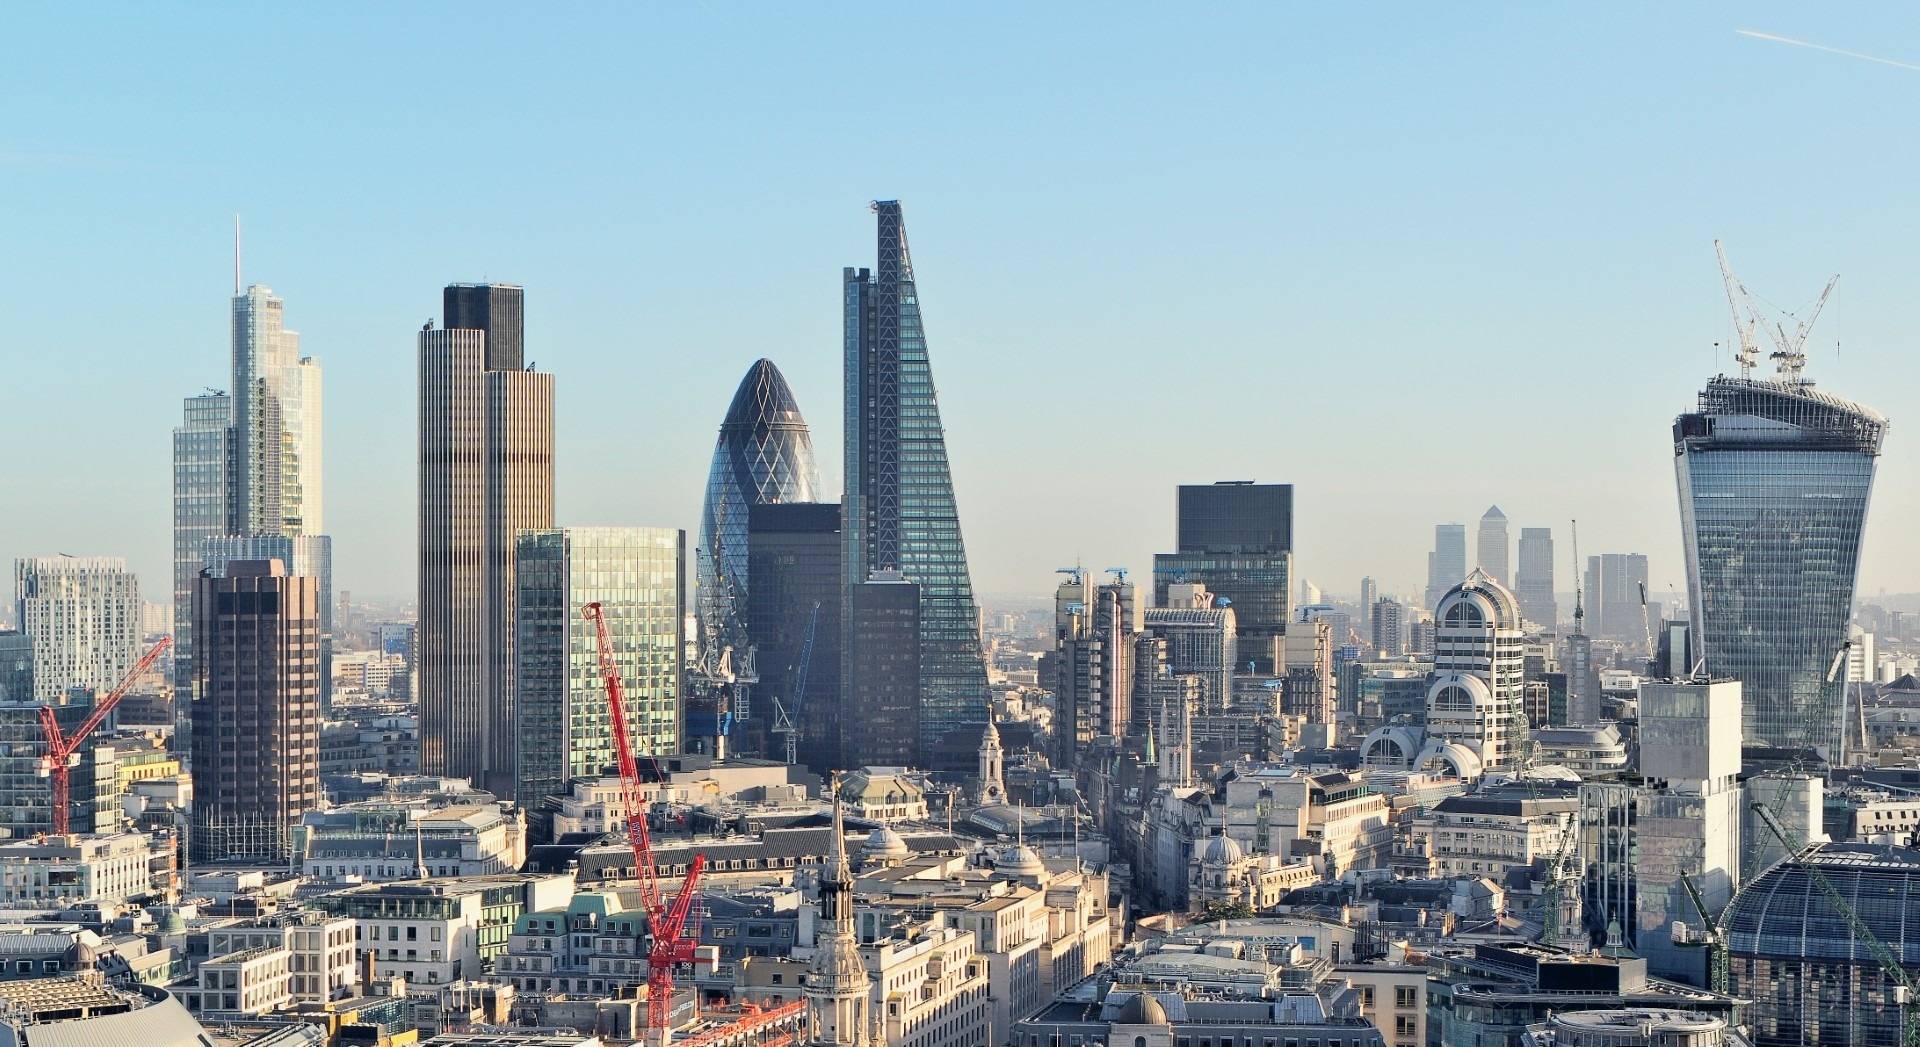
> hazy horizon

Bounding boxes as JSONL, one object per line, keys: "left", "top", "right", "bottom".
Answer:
{"left": 5, "top": 6, "right": 1919, "bottom": 611}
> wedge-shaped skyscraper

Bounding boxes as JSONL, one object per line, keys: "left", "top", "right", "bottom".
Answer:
{"left": 843, "top": 201, "right": 988, "bottom": 763}
{"left": 1675, "top": 376, "right": 1885, "bottom": 760}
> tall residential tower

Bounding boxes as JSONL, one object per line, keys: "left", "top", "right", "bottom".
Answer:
{"left": 842, "top": 201, "right": 988, "bottom": 763}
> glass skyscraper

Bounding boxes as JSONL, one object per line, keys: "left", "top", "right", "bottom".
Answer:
{"left": 843, "top": 200, "right": 988, "bottom": 762}
{"left": 1152, "top": 482, "right": 1293, "bottom": 673}
{"left": 697, "top": 359, "right": 820, "bottom": 697}
{"left": 1675, "top": 376, "right": 1886, "bottom": 760}
{"left": 513, "top": 527, "right": 684, "bottom": 814}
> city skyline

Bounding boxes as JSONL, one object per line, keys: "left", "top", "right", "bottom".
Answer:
{"left": 7, "top": 8, "right": 1920, "bottom": 612}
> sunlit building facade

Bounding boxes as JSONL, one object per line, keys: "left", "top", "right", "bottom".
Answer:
{"left": 513, "top": 527, "right": 684, "bottom": 814}
{"left": 1675, "top": 377, "right": 1886, "bottom": 760}
{"left": 842, "top": 200, "right": 988, "bottom": 762}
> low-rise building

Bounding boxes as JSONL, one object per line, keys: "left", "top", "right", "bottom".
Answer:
{"left": 176, "top": 944, "right": 293, "bottom": 1016}
{"left": 299, "top": 800, "right": 525, "bottom": 882}
{"left": 309, "top": 872, "right": 574, "bottom": 987}
{"left": 0, "top": 974, "right": 213, "bottom": 1046}
{"left": 0, "top": 832, "right": 172, "bottom": 906}
{"left": 1013, "top": 987, "right": 1386, "bottom": 1047}
{"left": 1410, "top": 789, "right": 1578, "bottom": 880}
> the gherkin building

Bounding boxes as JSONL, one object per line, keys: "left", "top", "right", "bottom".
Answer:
{"left": 698, "top": 359, "right": 820, "bottom": 679}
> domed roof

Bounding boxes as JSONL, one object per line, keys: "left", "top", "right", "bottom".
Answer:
{"left": 863, "top": 824, "right": 910, "bottom": 859}
{"left": 1200, "top": 831, "right": 1244, "bottom": 865}
{"left": 159, "top": 909, "right": 187, "bottom": 934}
{"left": 1725, "top": 843, "right": 1920, "bottom": 963}
{"left": 1437, "top": 568, "right": 1522, "bottom": 629}
{"left": 1112, "top": 992, "right": 1171, "bottom": 1026}
{"left": 995, "top": 844, "right": 1047, "bottom": 878}
{"left": 721, "top": 359, "right": 811, "bottom": 436}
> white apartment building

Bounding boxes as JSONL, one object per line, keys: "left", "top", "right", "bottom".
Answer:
{"left": 204, "top": 916, "right": 357, "bottom": 1005}
{"left": 13, "top": 556, "right": 142, "bottom": 700}
{"left": 1411, "top": 791, "right": 1578, "bottom": 880}
{"left": 178, "top": 945, "right": 293, "bottom": 1015}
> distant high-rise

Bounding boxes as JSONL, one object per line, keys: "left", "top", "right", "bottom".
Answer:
{"left": 231, "top": 284, "right": 323, "bottom": 536}
{"left": 1359, "top": 576, "right": 1378, "bottom": 627}
{"left": 1475, "top": 506, "right": 1509, "bottom": 583}
{"left": 171, "top": 391, "right": 232, "bottom": 687}
{"left": 1371, "top": 598, "right": 1405, "bottom": 658}
{"left": 1676, "top": 376, "right": 1886, "bottom": 760}
{"left": 513, "top": 528, "right": 683, "bottom": 814}
{"left": 1425, "top": 523, "right": 1467, "bottom": 609}
{"left": 697, "top": 359, "right": 820, "bottom": 729}
{"left": 1152, "top": 482, "right": 1294, "bottom": 673}
{"left": 13, "top": 556, "right": 141, "bottom": 701}
{"left": 190, "top": 559, "right": 322, "bottom": 861}
{"left": 1514, "top": 527, "right": 1556, "bottom": 629}
{"left": 1142, "top": 583, "right": 1236, "bottom": 721}
{"left": 418, "top": 283, "right": 555, "bottom": 796}
{"left": 746, "top": 503, "right": 841, "bottom": 773}
{"left": 1584, "top": 553, "right": 1650, "bottom": 648}
{"left": 842, "top": 201, "right": 988, "bottom": 762}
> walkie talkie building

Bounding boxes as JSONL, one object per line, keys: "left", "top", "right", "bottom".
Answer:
{"left": 1674, "top": 376, "right": 1886, "bottom": 760}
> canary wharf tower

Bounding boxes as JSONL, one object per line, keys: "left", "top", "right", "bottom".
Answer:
{"left": 844, "top": 201, "right": 988, "bottom": 762}
{"left": 1676, "top": 373, "right": 1885, "bottom": 761}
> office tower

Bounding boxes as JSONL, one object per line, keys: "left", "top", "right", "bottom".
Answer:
{"left": 844, "top": 572, "right": 921, "bottom": 767}
{"left": 513, "top": 528, "right": 684, "bottom": 813}
{"left": 172, "top": 391, "right": 233, "bottom": 687}
{"left": 1426, "top": 570, "right": 1528, "bottom": 772}
{"left": 1048, "top": 574, "right": 1138, "bottom": 768}
{"left": 202, "top": 534, "right": 334, "bottom": 707}
{"left": 0, "top": 632, "right": 29, "bottom": 702}
{"left": 1141, "top": 584, "right": 1236, "bottom": 719}
{"left": 1514, "top": 527, "right": 1556, "bottom": 629}
{"left": 231, "top": 284, "right": 323, "bottom": 536}
{"left": 190, "top": 560, "right": 323, "bottom": 861}
{"left": 1359, "top": 577, "right": 1377, "bottom": 625}
{"left": 697, "top": 359, "right": 821, "bottom": 732}
{"left": 747, "top": 503, "right": 841, "bottom": 773}
{"left": 1627, "top": 679, "right": 1743, "bottom": 980}
{"left": 1409, "top": 613, "right": 1435, "bottom": 656}
{"left": 1371, "top": 598, "right": 1405, "bottom": 657}
{"left": 842, "top": 201, "right": 988, "bottom": 761}
{"left": 1152, "top": 482, "right": 1294, "bottom": 673}
{"left": 1678, "top": 377, "right": 1886, "bottom": 760}
{"left": 1584, "top": 553, "right": 1651, "bottom": 647}
{"left": 13, "top": 556, "right": 141, "bottom": 701}
{"left": 1475, "top": 506, "right": 1510, "bottom": 583}
{"left": 1425, "top": 523, "right": 1467, "bottom": 609}
{"left": 1282, "top": 618, "right": 1335, "bottom": 723}
{"left": 418, "top": 283, "right": 555, "bottom": 796}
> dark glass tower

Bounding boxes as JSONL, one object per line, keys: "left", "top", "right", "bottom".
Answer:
{"left": 747, "top": 502, "right": 841, "bottom": 773}
{"left": 1675, "top": 376, "right": 1886, "bottom": 760}
{"left": 843, "top": 201, "right": 988, "bottom": 762}
{"left": 1152, "top": 482, "right": 1294, "bottom": 673}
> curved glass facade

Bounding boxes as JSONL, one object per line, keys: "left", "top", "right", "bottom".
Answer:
{"left": 1725, "top": 843, "right": 1920, "bottom": 1047}
{"left": 697, "top": 359, "right": 820, "bottom": 662}
{"left": 1675, "top": 377, "right": 1886, "bottom": 760}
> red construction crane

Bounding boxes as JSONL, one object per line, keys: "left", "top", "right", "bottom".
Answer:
{"left": 583, "top": 602, "right": 709, "bottom": 1047}
{"left": 39, "top": 636, "right": 171, "bottom": 835}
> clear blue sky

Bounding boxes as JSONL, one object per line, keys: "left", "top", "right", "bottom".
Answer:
{"left": 4, "top": 5, "right": 1918, "bottom": 608}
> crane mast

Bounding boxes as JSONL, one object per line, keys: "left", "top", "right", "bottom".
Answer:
{"left": 583, "top": 602, "right": 709, "bottom": 1046}
{"left": 39, "top": 637, "right": 170, "bottom": 835}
